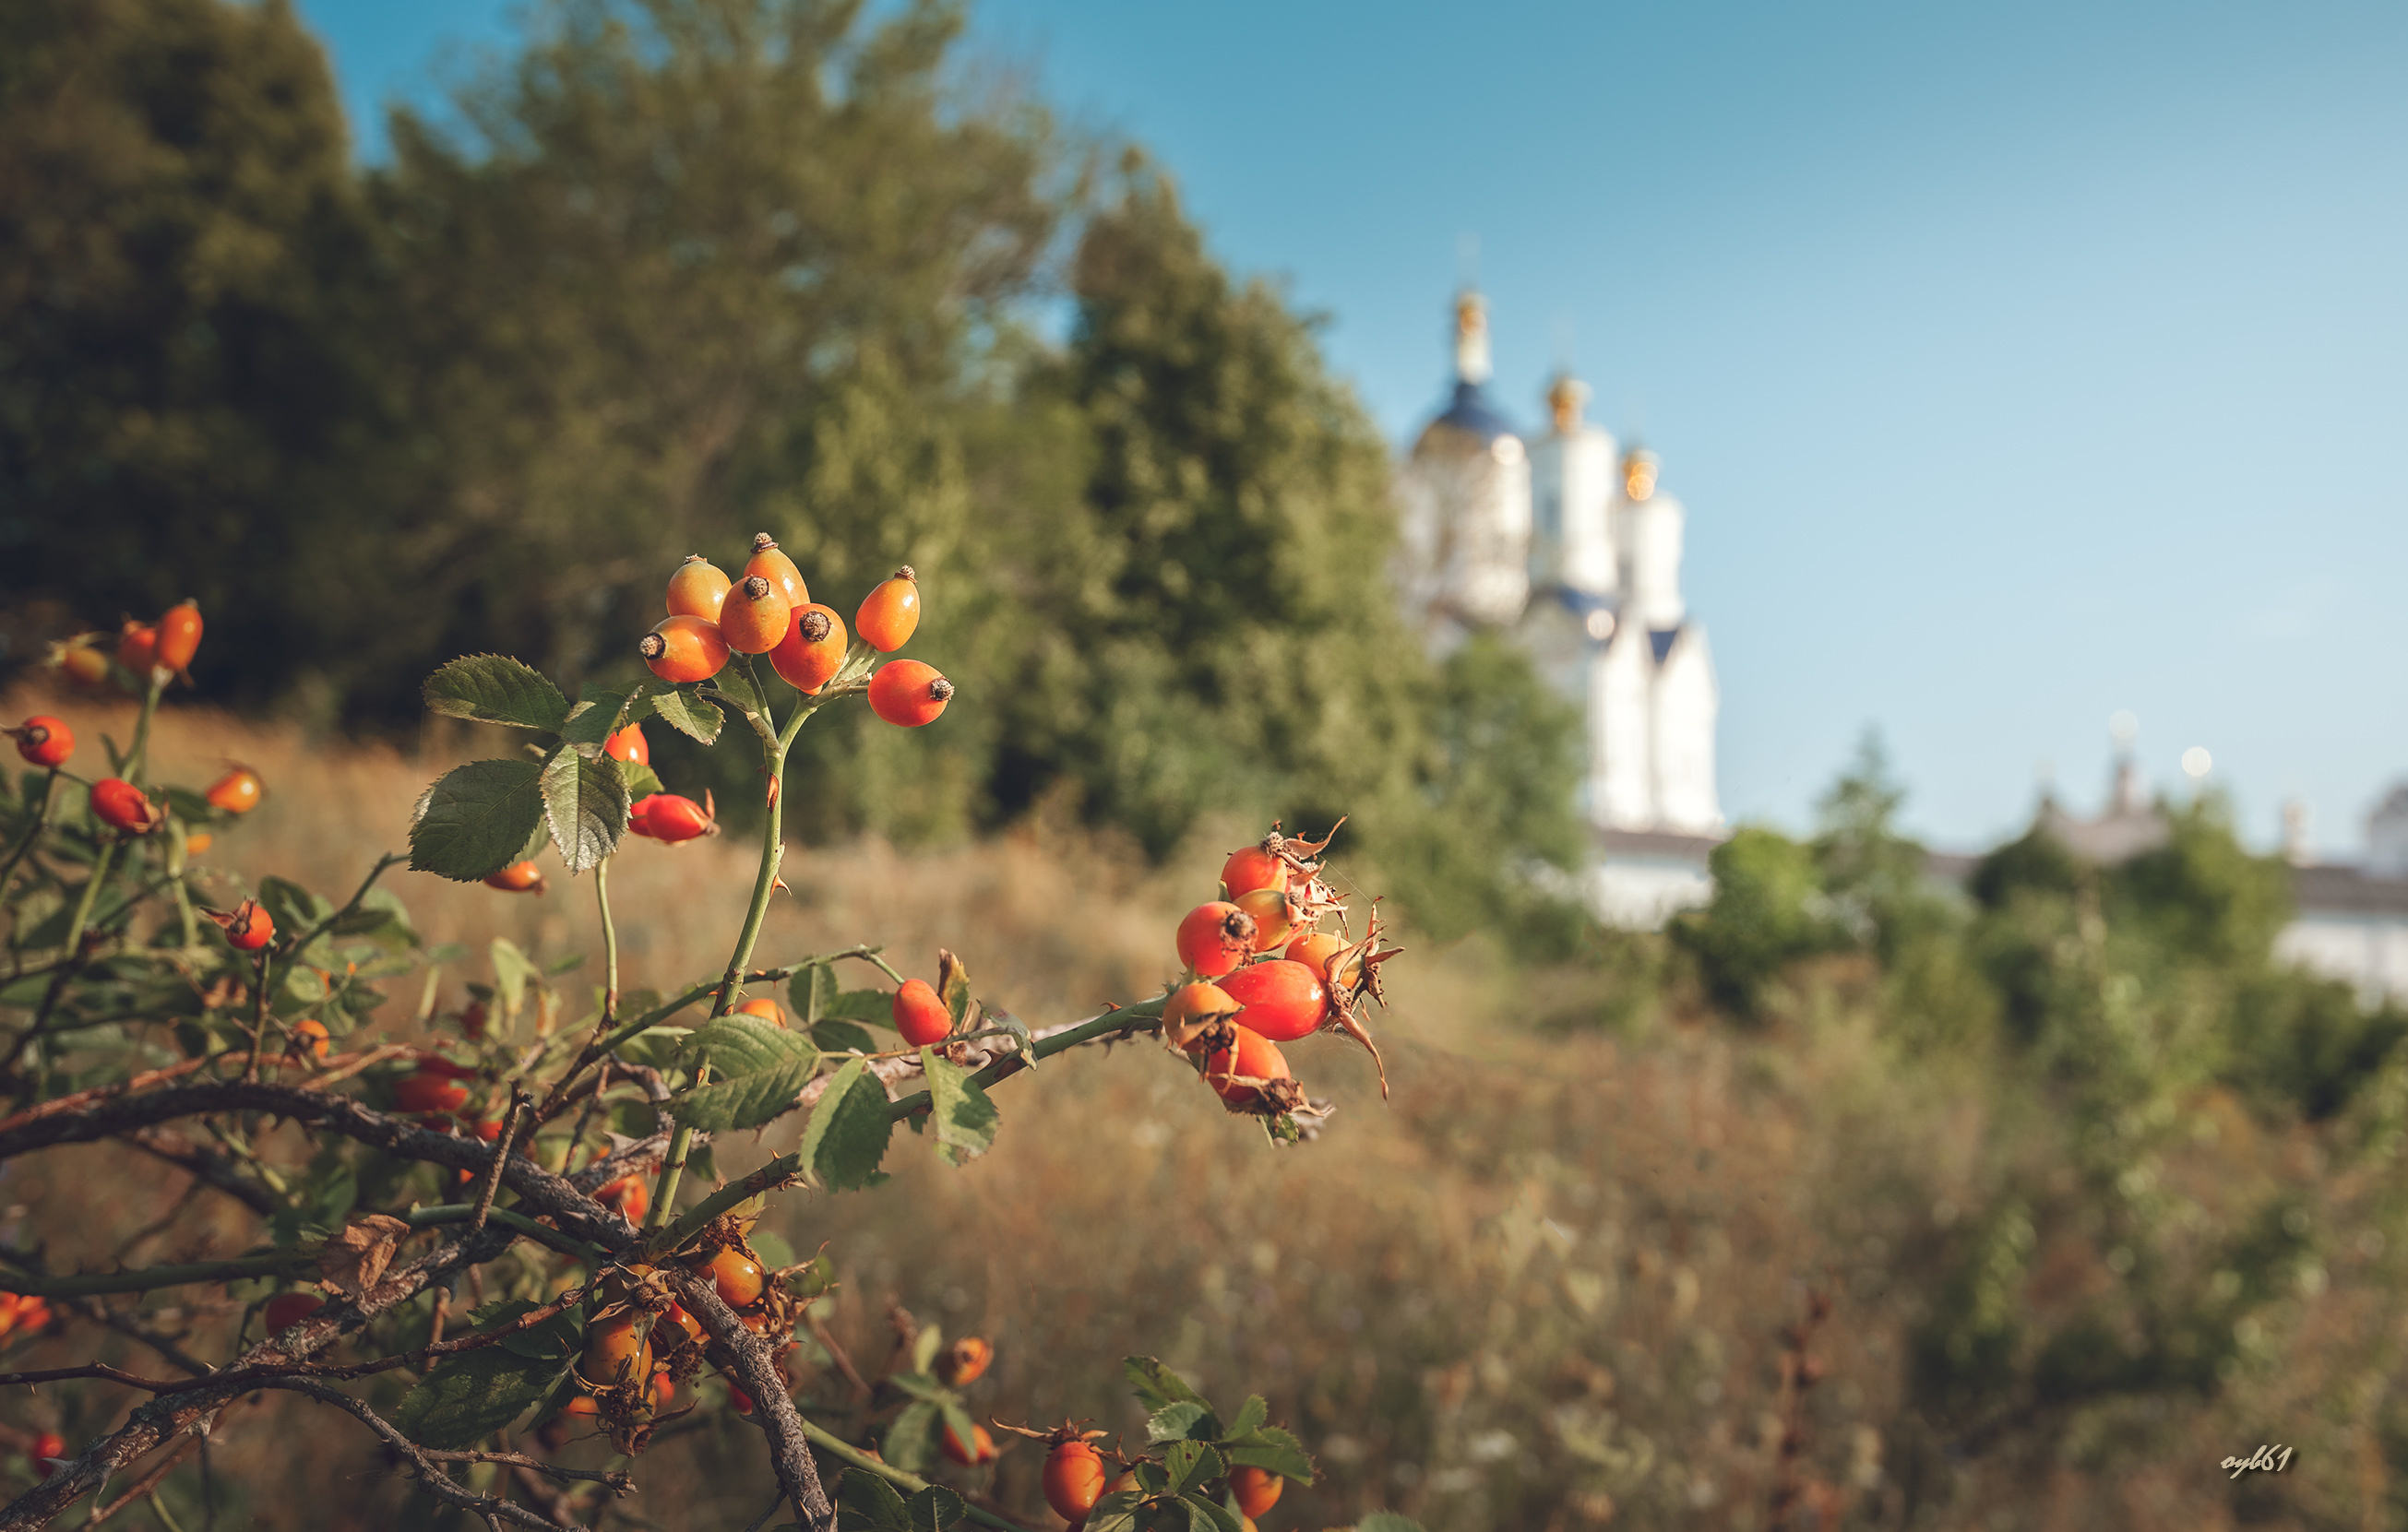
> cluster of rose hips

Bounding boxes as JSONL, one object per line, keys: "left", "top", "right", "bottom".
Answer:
{"left": 1162, "top": 824, "right": 1400, "bottom": 1122}
{"left": 551, "top": 1215, "right": 792, "bottom": 1454}
{"left": 0, "top": 1295, "right": 54, "bottom": 1352}
{"left": 638, "top": 533, "right": 953, "bottom": 730}
{"left": 13, "top": 603, "right": 276, "bottom": 955}
{"left": 1006, "top": 1424, "right": 1286, "bottom": 1530}
{"left": 44, "top": 600, "right": 205, "bottom": 694}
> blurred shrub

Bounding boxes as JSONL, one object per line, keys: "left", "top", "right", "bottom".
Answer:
{"left": 0, "top": 0, "right": 1585, "bottom": 945}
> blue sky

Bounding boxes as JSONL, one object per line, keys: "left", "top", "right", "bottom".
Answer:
{"left": 296, "top": 0, "right": 2408, "bottom": 857}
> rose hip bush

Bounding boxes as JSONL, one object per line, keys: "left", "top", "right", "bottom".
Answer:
{"left": 0, "top": 545, "right": 1417, "bottom": 1532}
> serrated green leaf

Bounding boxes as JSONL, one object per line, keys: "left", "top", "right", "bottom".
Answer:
{"left": 392, "top": 1347, "right": 563, "bottom": 1449}
{"left": 668, "top": 1016, "right": 820, "bottom": 1132}
{"left": 812, "top": 1019, "right": 877, "bottom": 1055}
{"left": 883, "top": 1398, "right": 938, "bottom": 1474}
{"left": 918, "top": 1049, "right": 998, "bottom": 1167}
{"left": 1223, "top": 1426, "right": 1313, "bottom": 1484}
{"left": 1148, "top": 1400, "right": 1216, "bottom": 1443}
{"left": 1125, "top": 1356, "right": 1208, "bottom": 1412}
{"left": 1181, "top": 1494, "right": 1244, "bottom": 1532}
{"left": 705, "top": 660, "right": 769, "bottom": 719}
{"left": 798, "top": 1057, "right": 893, "bottom": 1191}
{"left": 1146, "top": 1502, "right": 1206, "bottom": 1532}
{"left": 556, "top": 688, "right": 634, "bottom": 754}
{"left": 1081, "top": 1496, "right": 1144, "bottom": 1532}
{"left": 837, "top": 1468, "right": 911, "bottom": 1531}
{"left": 409, "top": 759, "right": 549, "bottom": 882}
{"left": 904, "top": 1485, "right": 967, "bottom": 1532}
{"left": 1162, "top": 1441, "right": 1222, "bottom": 1495}
{"left": 423, "top": 655, "right": 570, "bottom": 731}
{"left": 615, "top": 757, "right": 665, "bottom": 799}
{"left": 491, "top": 938, "right": 536, "bottom": 1022}
{"left": 544, "top": 951, "right": 585, "bottom": 977}
{"left": 650, "top": 684, "right": 724, "bottom": 744}
{"left": 912, "top": 1324, "right": 946, "bottom": 1378}
{"left": 540, "top": 748, "right": 629, "bottom": 874}
{"left": 1222, "top": 1395, "right": 1268, "bottom": 1441}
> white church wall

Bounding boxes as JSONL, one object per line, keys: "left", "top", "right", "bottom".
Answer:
{"left": 2275, "top": 913, "right": 2408, "bottom": 1002}
{"left": 1651, "top": 627, "right": 1723, "bottom": 834}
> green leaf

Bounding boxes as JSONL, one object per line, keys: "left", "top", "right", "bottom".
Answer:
{"left": 409, "top": 759, "right": 549, "bottom": 882}
{"left": 1124, "top": 1356, "right": 1208, "bottom": 1412}
{"left": 918, "top": 1049, "right": 999, "bottom": 1167}
{"left": 1148, "top": 1401, "right": 1215, "bottom": 1443}
{"left": 556, "top": 687, "right": 634, "bottom": 754}
{"left": 544, "top": 951, "right": 586, "bottom": 977}
{"left": 1355, "top": 1516, "right": 1428, "bottom": 1532}
{"left": 983, "top": 1008, "right": 1036, "bottom": 1067}
{"left": 392, "top": 1347, "right": 562, "bottom": 1449}
{"left": 257, "top": 875, "right": 334, "bottom": 940}
{"left": 798, "top": 1057, "right": 893, "bottom": 1191}
{"left": 837, "top": 1469, "right": 911, "bottom": 1532}
{"left": 1162, "top": 1441, "right": 1222, "bottom": 1495}
{"left": 812, "top": 1019, "right": 877, "bottom": 1055}
{"left": 650, "top": 683, "right": 723, "bottom": 744}
{"left": 1222, "top": 1395, "right": 1268, "bottom": 1441}
{"left": 904, "top": 1486, "right": 967, "bottom": 1532}
{"left": 1082, "top": 1495, "right": 1145, "bottom": 1532}
{"left": 490, "top": 938, "right": 536, "bottom": 1023}
{"left": 540, "top": 747, "right": 630, "bottom": 873}
{"left": 939, "top": 952, "right": 972, "bottom": 1027}
{"left": 882, "top": 1398, "right": 938, "bottom": 1474}
{"left": 1180, "top": 1494, "right": 1244, "bottom": 1532}
{"left": 423, "top": 655, "right": 570, "bottom": 731}
{"left": 750, "top": 1230, "right": 796, "bottom": 1270}
{"left": 705, "top": 661, "right": 769, "bottom": 720}
{"left": 794, "top": 963, "right": 890, "bottom": 1027}
{"left": 616, "top": 757, "right": 665, "bottom": 800}
{"left": 331, "top": 887, "right": 419, "bottom": 952}
{"left": 669, "top": 1015, "right": 821, "bottom": 1132}
{"left": 1223, "top": 1426, "right": 1314, "bottom": 1484}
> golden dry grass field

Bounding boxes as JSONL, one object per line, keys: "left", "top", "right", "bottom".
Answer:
{"left": 0, "top": 687, "right": 2393, "bottom": 1532}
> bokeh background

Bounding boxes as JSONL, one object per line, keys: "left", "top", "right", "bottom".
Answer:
{"left": 5, "top": 3, "right": 2408, "bottom": 1530}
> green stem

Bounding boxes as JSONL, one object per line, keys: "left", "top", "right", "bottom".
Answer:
{"left": 650, "top": 657, "right": 793, "bottom": 1228}
{"left": 59, "top": 842, "right": 118, "bottom": 957}
{"left": 403, "top": 1202, "right": 605, "bottom": 1261}
{"left": 167, "top": 818, "right": 199, "bottom": 949}
{"left": 0, "top": 1249, "right": 316, "bottom": 1299}
{"left": 646, "top": 994, "right": 1172, "bottom": 1256}
{"left": 883, "top": 994, "right": 1171, "bottom": 1122}
{"left": 0, "top": 768, "right": 60, "bottom": 897}
{"left": 125, "top": 672, "right": 165, "bottom": 788}
{"left": 791, "top": 1414, "right": 1039, "bottom": 1532}
{"left": 596, "top": 856, "right": 620, "bottom": 1027}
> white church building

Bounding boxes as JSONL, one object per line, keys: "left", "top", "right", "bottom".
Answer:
{"left": 1393, "top": 287, "right": 2408, "bottom": 985}
{"left": 1395, "top": 290, "right": 1724, "bottom": 925}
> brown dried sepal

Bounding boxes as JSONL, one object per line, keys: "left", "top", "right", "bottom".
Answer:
{"left": 995, "top": 1418, "right": 1109, "bottom": 1447}
{"left": 317, "top": 1214, "right": 411, "bottom": 1298}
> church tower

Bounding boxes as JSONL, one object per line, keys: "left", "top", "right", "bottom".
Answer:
{"left": 1394, "top": 290, "right": 1531, "bottom": 646}
{"left": 1397, "top": 285, "right": 1724, "bottom": 921}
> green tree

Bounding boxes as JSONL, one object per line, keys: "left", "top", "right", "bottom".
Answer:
{"left": 0, "top": 0, "right": 383, "bottom": 707}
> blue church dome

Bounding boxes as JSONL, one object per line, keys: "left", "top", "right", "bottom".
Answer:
{"left": 1426, "top": 379, "right": 1519, "bottom": 445}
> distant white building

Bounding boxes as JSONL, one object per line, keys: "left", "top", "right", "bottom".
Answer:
{"left": 1396, "top": 289, "right": 1723, "bottom": 926}
{"left": 2277, "top": 786, "right": 2408, "bottom": 1001}
{"left": 1934, "top": 761, "right": 2408, "bottom": 1003}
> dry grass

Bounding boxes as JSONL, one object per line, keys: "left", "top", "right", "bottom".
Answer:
{"left": 0, "top": 689, "right": 2397, "bottom": 1530}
